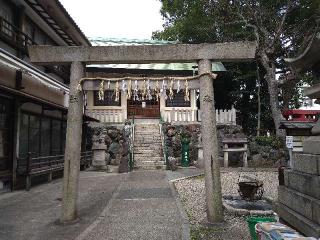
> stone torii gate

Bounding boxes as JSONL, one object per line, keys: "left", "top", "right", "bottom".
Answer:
{"left": 28, "top": 42, "right": 256, "bottom": 224}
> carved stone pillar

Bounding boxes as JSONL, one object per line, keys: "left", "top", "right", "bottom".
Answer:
{"left": 61, "top": 62, "right": 84, "bottom": 223}
{"left": 198, "top": 59, "right": 223, "bottom": 223}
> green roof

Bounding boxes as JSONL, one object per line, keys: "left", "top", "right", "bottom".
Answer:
{"left": 89, "top": 37, "right": 178, "bottom": 46}
{"left": 88, "top": 37, "right": 226, "bottom": 72}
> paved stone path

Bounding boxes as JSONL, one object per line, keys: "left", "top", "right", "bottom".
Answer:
{"left": 0, "top": 172, "right": 125, "bottom": 240}
{"left": 0, "top": 170, "right": 190, "bottom": 240}
{"left": 77, "top": 170, "right": 189, "bottom": 240}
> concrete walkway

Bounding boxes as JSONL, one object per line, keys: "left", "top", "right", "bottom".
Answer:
{"left": 0, "top": 170, "right": 190, "bottom": 240}
{"left": 77, "top": 170, "right": 190, "bottom": 240}
{"left": 0, "top": 172, "right": 125, "bottom": 240}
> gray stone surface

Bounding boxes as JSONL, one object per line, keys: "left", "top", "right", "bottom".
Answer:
{"left": 278, "top": 186, "right": 313, "bottom": 221}
{"left": 284, "top": 170, "right": 289, "bottom": 186}
{"left": 28, "top": 42, "right": 256, "bottom": 64}
{"left": 107, "top": 165, "right": 119, "bottom": 173}
{"left": 292, "top": 153, "right": 320, "bottom": 175}
{"left": 78, "top": 170, "right": 189, "bottom": 240}
{"left": 91, "top": 144, "right": 107, "bottom": 171}
{"left": 285, "top": 169, "right": 320, "bottom": 199}
{"left": 275, "top": 202, "right": 320, "bottom": 238}
{"left": 166, "top": 167, "right": 203, "bottom": 181}
{"left": 303, "top": 136, "right": 320, "bottom": 155}
{"left": 0, "top": 172, "right": 124, "bottom": 240}
{"left": 312, "top": 199, "right": 320, "bottom": 225}
{"left": 117, "top": 187, "right": 173, "bottom": 199}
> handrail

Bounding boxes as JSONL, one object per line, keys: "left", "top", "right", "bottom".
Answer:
{"left": 17, "top": 151, "right": 93, "bottom": 174}
{"left": 0, "top": 16, "right": 36, "bottom": 50}
{"left": 128, "top": 116, "right": 135, "bottom": 171}
{"left": 159, "top": 118, "right": 169, "bottom": 170}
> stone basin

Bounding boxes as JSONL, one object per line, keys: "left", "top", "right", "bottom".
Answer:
{"left": 223, "top": 195, "right": 274, "bottom": 216}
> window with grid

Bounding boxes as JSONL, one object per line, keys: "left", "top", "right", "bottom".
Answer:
{"left": 165, "top": 90, "right": 191, "bottom": 107}
{"left": 93, "top": 90, "right": 121, "bottom": 106}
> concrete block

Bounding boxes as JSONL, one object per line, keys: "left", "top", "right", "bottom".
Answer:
{"left": 292, "top": 153, "right": 320, "bottom": 175}
{"left": 276, "top": 202, "right": 320, "bottom": 238}
{"left": 278, "top": 186, "right": 313, "bottom": 221}
{"left": 312, "top": 200, "right": 320, "bottom": 225}
{"left": 287, "top": 170, "right": 320, "bottom": 199}
{"left": 303, "top": 136, "right": 320, "bottom": 155}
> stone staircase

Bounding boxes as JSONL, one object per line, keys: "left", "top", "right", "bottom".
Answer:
{"left": 133, "top": 124, "right": 166, "bottom": 170}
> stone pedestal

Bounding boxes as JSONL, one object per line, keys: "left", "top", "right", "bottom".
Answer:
{"left": 276, "top": 152, "right": 320, "bottom": 237}
{"left": 91, "top": 143, "right": 107, "bottom": 171}
{"left": 107, "top": 165, "right": 119, "bottom": 173}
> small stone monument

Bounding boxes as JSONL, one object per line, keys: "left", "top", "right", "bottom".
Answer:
{"left": 91, "top": 128, "right": 107, "bottom": 171}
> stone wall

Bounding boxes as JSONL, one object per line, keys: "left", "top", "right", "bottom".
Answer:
{"left": 276, "top": 152, "right": 320, "bottom": 237}
{"left": 162, "top": 123, "right": 201, "bottom": 165}
{"left": 88, "top": 121, "right": 131, "bottom": 173}
{"left": 162, "top": 123, "right": 247, "bottom": 167}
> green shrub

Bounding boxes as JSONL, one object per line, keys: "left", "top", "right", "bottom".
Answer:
{"left": 255, "top": 136, "right": 283, "bottom": 149}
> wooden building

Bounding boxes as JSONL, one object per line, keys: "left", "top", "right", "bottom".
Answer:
{"left": 84, "top": 38, "right": 236, "bottom": 125}
{"left": 0, "top": 0, "right": 91, "bottom": 191}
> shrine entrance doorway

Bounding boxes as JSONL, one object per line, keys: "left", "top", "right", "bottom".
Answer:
{"left": 127, "top": 97, "right": 160, "bottom": 119}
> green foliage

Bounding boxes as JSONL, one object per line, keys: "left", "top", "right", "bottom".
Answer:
{"left": 154, "top": 0, "right": 319, "bottom": 135}
{"left": 255, "top": 136, "right": 283, "bottom": 149}
{"left": 176, "top": 127, "right": 191, "bottom": 141}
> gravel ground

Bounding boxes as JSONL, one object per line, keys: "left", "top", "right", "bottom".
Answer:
{"left": 174, "top": 169, "right": 279, "bottom": 240}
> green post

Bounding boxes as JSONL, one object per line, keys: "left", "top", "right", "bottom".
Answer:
{"left": 181, "top": 138, "right": 190, "bottom": 167}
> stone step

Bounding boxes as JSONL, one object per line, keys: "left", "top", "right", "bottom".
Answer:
{"left": 135, "top": 132, "right": 159, "bottom": 135}
{"left": 134, "top": 149, "right": 163, "bottom": 154}
{"left": 135, "top": 131, "right": 160, "bottom": 133}
{"left": 134, "top": 136, "right": 161, "bottom": 139}
{"left": 134, "top": 141, "right": 162, "bottom": 145}
{"left": 135, "top": 131, "right": 160, "bottom": 134}
{"left": 134, "top": 164, "right": 166, "bottom": 170}
{"left": 134, "top": 147, "right": 162, "bottom": 151}
{"left": 134, "top": 150, "right": 162, "bottom": 157}
{"left": 133, "top": 124, "right": 164, "bottom": 170}
{"left": 135, "top": 124, "right": 159, "bottom": 128}
{"left": 134, "top": 127, "right": 160, "bottom": 133}
{"left": 133, "top": 144, "right": 162, "bottom": 148}
{"left": 135, "top": 128, "right": 159, "bottom": 132}
{"left": 134, "top": 144, "right": 162, "bottom": 147}
{"left": 134, "top": 160, "right": 165, "bottom": 164}
{"left": 134, "top": 156, "right": 163, "bottom": 162}
{"left": 135, "top": 141, "right": 162, "bottom": 144}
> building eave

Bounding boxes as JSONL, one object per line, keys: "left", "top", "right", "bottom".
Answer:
{"left": 24, "top": 0, "right": 91, "bottom": 46}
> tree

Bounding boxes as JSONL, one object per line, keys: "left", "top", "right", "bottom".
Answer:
{"left": 154, "top": 0, "right": 319, "bottom": 136}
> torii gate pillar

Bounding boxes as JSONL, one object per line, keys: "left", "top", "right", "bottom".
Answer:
{"left": 61, "top": 61, "right": 84, "bottom": 223}
{"left": 198, "top": 59, "right": 223, "bottom": 223}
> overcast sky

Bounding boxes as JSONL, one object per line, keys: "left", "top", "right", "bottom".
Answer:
{"left": 59, "top": 0, "right": 164, "bottom": 39}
